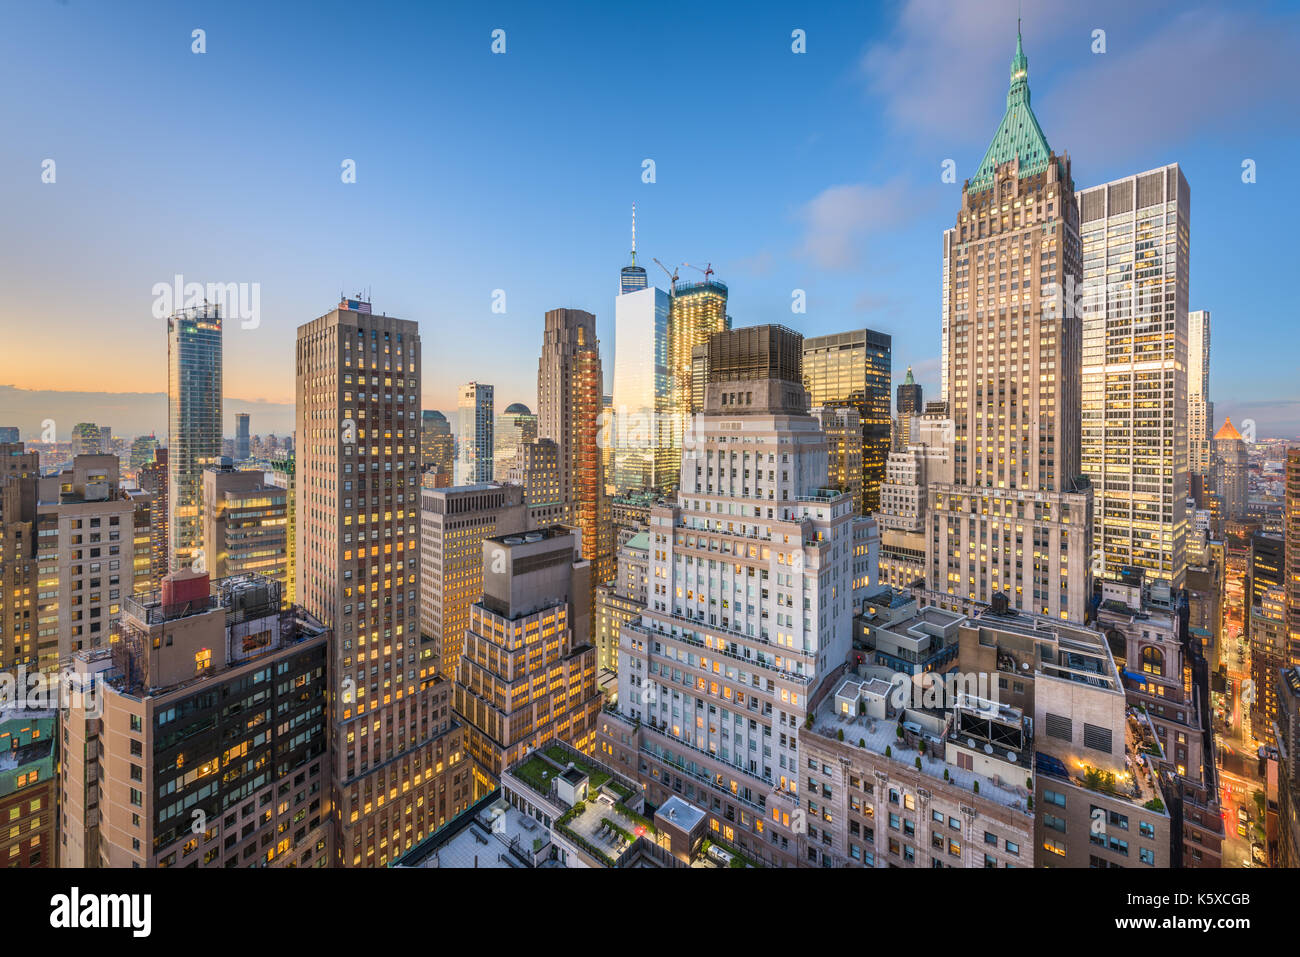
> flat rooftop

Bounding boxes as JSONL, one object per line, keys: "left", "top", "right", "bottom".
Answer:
{"left": 487, "top": 525, "right": 572, "bottom": 546}
{"left": 656, "top": 795, "right": 706, "bottom": 833}
{"left": 398, "top": 796, "right": 559, "bottom": 869}
{"left": 1036, "top": 708, "right": 1167, "bottom": 812}
{"left": 808, "top": 682, "right": 1030, "bottom": 812}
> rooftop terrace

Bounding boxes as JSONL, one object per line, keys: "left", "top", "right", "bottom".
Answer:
{"left": 807, "top": 683, "right": 1031, "bottom": 813}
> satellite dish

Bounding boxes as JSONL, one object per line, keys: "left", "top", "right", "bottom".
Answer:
{"left": 1008, "top": 752, "right": 1017, "bottom": 763}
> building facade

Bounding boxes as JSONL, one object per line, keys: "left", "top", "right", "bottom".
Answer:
{"left": 600, "top": 325, "right": 856, "bottom": 869}
{"left": 611, "top": 285, "right": 671, "bottom": 491}
{"left": 802, "top": 329, "right": 892, "bottom": 515}
{"left": 452, "top": 527, "right": 600, "bottom": 794}
{"left": 201, "top": 463, "right": 288, "bottom": 584}
{"left": 419, "top": 483, "right": 527, "bottom": 681}
{"left": 61, "top": 572, "right": 330, "bottom": 868}
{"left": 894, "top": 366, "right": 922, "bottom": 451}
{"left": 928, "top": 29, "right": 1093, "bottom": 623}
{"left": 295, "top": 297, "right": 472, "bottom": 867}
{"left": 167, "top": 303, "right": 223, "bottom": 571}
{"left": 536, "top": 308, "right": 613, "bottom": 593}
{"left": 1188, "top": 310, "right": 1213, "bottom": 481}
{"left": 456, "top": 382, "right": 494, "bottom": 485}
{"left": 1213, "top": 418, "right": 1248, "bottom": 521}
{"left": 492, "top": 403, "right": 536, "bottom": 483}
{"left": 1077, "top": 165, "right": 1190, "bottom": 588}
{"left": 0, "top": 709, "right": 56, "bottom": 867}
{"left": 663, "top": 281, "right": 730, "bottom": 492}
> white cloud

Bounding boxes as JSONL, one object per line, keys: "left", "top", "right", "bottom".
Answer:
{"left": 798, "top": 179, "right": 912, "bottom": 270}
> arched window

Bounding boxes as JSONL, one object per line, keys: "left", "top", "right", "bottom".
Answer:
{"left": 1141, "top": 646, "right": 1164, "bottom": 678}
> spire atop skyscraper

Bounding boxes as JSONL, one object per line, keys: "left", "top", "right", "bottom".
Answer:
{"left": 968, "top": 23, "right": 1055, "bottom": 193}
{"left": 619, "top": 204, "right": 648, "bottom": 294}
{"left": 903, "top": 366, "right": 915, "bottom": 386}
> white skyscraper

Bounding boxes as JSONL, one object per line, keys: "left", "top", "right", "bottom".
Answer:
{"left": 611, "top": 284, "right": 670, "bottom": 490}
{"left": 602, "top": 325, "right": 855, "bottom": 868}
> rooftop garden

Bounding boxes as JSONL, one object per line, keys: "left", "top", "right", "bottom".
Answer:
{"left": 699, "top": 836, "right": 759, "bottom": 868}
{"left": 513, "top": 755, "right": 560, "bottom": 795}
{"left": 543, "top": 744, "right": 611, "bottom": 791}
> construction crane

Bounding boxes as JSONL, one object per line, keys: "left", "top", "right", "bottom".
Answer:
{"left": 652, "top": 257, "right": 679, "bottom": 295}
{"left": 682, "top": 261, "right": 714, "bottom": 282}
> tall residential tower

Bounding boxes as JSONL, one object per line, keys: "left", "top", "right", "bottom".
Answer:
{"left": 167, "top": 303, "right": 223, "bottom": 570}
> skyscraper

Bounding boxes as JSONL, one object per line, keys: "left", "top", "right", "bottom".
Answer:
{"left": 452, "top": 526, "right": 600, "bottom": 792}
{"left": 927, "top": 27, "right": 1093, "bottom": 622}
{"left": 894, "top": 365, "right": 922, "bottom": 450}
{"left": 202, "top": 461, "right": 288, "bottom": 583}
{"left": 599, "top": 324, "right": 855, "bottom": 868}
{"left": 418, "top": 482, "right": 526, "bottom": 681}
{"left": 492, "top": 402, "right": 537, "bottom": 482}
{"left": 269, "top": 453, "right": 295, "bottom": 605}
{"left": 663, "top": 280, "right": 730, "bottom": 490}
{"left": 0, "top": 442, "right": 40, "bottom": 672}
{"left": 167, "top": 302, "right": 222, "bottom": 571}
{"left": 537, "top": 308, "right": 613, "bottom": 591}
{"left": 611, "top": 284, "right": 670, "bottom": 490}
{"left": 1286, "top": 449, "right": 1300, "bottom": 708}
{"left": 812, "top": 406, "right": 863, "bottom": 509}
{"left": 1077, "top": 165, "right": 1190, "bottom": 588}
{"left": 235, "top": 412, "right": 251, "bottom": 460}
{"left": 419, "top": 409, "right": 455, "bottom": 479}
{"left": 1189, "top": 310, "right": 1213, "bottom": 480}
{"left": 71, "top": 422, "right": 101, "bottom": 458}
{"left": 138, "top": 448, "right": 169, "bottom": 582}
{"left": 127, "top": 433, "right": 159, "bottom": 474}
{"left": 295, "top": 297, "right": 471, "bottom": 866}
{"left": 34, "top": 455, "right": 150, "bottom": 664}
{"left": 1214, "top": 418, "right": 1248, "bottom": 520}
{"left": 802, "top": 328, "right": 892, "bottom": 514}
{"left": 456, "top": 382, "right": 494, "bottom": 485}
{"left": 1249, "top": 530, "right": 1287, "bottom": 744}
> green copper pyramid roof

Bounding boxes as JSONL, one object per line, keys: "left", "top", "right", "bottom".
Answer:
{"left": 968, "top": 27, "right": 1056, "bottom": 193}
{"left": 903, "top": 366, "right": 915, "bottom": 385}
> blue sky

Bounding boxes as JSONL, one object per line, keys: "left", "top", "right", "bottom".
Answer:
{"left": 1, "top": 0, "right": 1298, "bottom": 438}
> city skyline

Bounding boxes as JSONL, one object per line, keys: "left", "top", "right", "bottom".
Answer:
{"left": 3, "top": 0, "right": 1300, "bottom": 438}
{"left": 2, "top": 0, "right": 1299, "bottom": 888}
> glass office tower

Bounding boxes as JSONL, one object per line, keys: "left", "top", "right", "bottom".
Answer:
{"left": 664, "top": 279, "right": 730, "bottom": 490}
{"left": 612, "top": 285, "right": 670, "bottom": 490}
{"left": 167, "top": 302, "right": 223, "bottom": 571}
{"left": 1077, "top": 165, "right": 1190, "bottom": 587}
{"left": 802, "top": 328, "right": 892, "bottom": 514}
